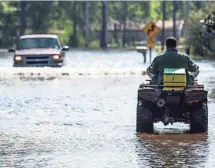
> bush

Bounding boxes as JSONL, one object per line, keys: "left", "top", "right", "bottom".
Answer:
{"left": 184, "top": 10, "right": 205, "bottom": 57}
{"left": 58, "top": 21, "right": 73, "bottom": 46}
{"left": 184, "top": 3, "right": 215, "bottom": 58}
{"left": 89, "top": 40, "right": 100, "bottom": 48}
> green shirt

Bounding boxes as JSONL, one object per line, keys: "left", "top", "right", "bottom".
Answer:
{"left": 147, "top": 49, "right": 199, "bottom": 84}
{"left": 148, "top": 49, "right": 199, "bottom": 74}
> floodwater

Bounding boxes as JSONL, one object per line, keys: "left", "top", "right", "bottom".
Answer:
{"left": 0, "top": 50, "right": 215, "bottom": 168}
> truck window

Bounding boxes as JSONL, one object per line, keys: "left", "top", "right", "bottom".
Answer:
{"left": 17, "top": 38, "right": 60, "bottom": 49}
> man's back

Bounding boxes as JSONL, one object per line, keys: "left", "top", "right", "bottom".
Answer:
{"left": 147, "top": 49, "right": 199, "bottom": 85}
{"left": 154, "top": 50, "right": 191, "bottom": 73}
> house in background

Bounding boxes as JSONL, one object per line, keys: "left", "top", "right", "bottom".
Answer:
{"left": 91, "top": 19, "right": 184, "bottom": 47}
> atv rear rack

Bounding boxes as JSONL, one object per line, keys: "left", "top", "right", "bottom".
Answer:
{"left": 139, "top": 84, "right": 204, "bottom": 89}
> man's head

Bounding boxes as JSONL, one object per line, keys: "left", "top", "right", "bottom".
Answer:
{"left": 165, "top": 37, "right": 177, "bottom": 49}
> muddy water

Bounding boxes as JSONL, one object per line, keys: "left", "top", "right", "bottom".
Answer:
{"left": 0, "top": 50, "right": 214, "bottom": 168}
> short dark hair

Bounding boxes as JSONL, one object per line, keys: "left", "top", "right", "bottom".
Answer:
{"left": 165, "top": 37, "right": 177, "bottom": 48}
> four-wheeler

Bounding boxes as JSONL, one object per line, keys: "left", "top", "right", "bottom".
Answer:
{"left": 136, "top": 68, "right": 208, "bottom": 134}
{"left": 8, "top": 34, "right": 69, "bottom": 67}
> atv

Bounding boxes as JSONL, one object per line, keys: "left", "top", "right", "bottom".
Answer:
{"left": 136, "top": 68, "right": 208, "bottom": 134}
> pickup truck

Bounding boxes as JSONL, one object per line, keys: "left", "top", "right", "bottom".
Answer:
{"left": 9, "top": 34, "right": 69, "bottom": 67}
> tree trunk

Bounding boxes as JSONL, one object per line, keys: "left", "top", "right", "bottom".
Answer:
{"left": 172, "top": 1, "right": 177, "bottom": 38}
{"left": 71, "top": 1, "right": 78, "bottom": 47}
{"left": 113, "top": 23, "right": 118, "bottom": 45}
{"left": 84, "top": 1, "right": 89, "bottom": 48}
{"left": 20, "top": 1, "right": 26, "bottom": 36}
{"left": 100, "top": 1, "right": 108, "bottom": 49}
{"left": 122, "top": 1, "right": 127, "bottom": 48}
{"left": 161, "top": 1, "right": 166, "bottom": 51}
{"left": 185, "top": 1, "right": 189, "bottom": 22}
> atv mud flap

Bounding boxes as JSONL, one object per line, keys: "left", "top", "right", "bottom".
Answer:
{"left": 138, "top": 88, "right": 161, "bottom": 102}
{"left": 184, "top": 89, "right": 208, "bottom": 102}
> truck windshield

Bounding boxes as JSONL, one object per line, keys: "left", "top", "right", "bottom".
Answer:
{"left": 17, "top": 37, "right": 60, "bottom": 49}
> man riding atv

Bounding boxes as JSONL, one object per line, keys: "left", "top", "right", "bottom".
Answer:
{"left": 146, "top": 37, "right": 199, "bottom": 85}
{"left": 136, "top": 37, "right": 208, "bottom": 134}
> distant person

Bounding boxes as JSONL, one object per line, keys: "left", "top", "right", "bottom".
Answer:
{"left": 146, "top": 37, "right": 199, "bottom": 85}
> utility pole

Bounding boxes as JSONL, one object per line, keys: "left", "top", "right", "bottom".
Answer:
{"left": 20, "top": 1, "right": 26, "bottom": 36}
{"left": 84, "top": 1, "right": 89, "bottom": 48}
{"left": 100, "top": 1, "right": 108, "bottom": 49}
{"left": 161, "top": 1, "right": 166, "bottom": 51}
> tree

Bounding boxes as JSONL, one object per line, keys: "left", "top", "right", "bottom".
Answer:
{"left": 100, "top": 1, "right": 108, "bottom": 48}
{"left": 122, "top": 1, "right": 127, "bottom": 48}
{"left": 19, "top": 1, "right": 26, "bottom": 36}
{"left": 70, "top": 1, "right": 78, "bottom": 47}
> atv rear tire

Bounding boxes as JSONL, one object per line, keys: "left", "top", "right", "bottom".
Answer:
{"left": 190, "top": 101, "right": 208, "bottom": 133}
{"left": 136, "top": 100, "right": 153, "bottom": 133}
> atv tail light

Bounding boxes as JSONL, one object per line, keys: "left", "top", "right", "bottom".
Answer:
{"left": 15, "top": 56, "right": 22, "bottom": 61}
{"left": 52, "top": 55, "right": 60, "bottom": 59}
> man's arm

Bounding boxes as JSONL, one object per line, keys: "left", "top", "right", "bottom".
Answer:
{"left": 186, "top": 56, "right": 199, "bottom": 72}
{"left": 146, "top": 58, "right": 157, "bottom": 79}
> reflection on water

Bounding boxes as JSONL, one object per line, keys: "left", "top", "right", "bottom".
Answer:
{"left": 136, "top": 132, "right": 209, "bottom": 168}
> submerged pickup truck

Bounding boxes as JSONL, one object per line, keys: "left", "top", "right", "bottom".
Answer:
{"left": 9, "top": 34, "right": 69, "bottom": 67}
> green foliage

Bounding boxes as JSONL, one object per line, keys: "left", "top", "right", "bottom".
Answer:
{"left": 1, "top": 1, "right": 17, "bottom": 14}
{"left": 89, "top": 40, "right": 100, "bottom": 48}
{"left": 26, "top": 1, "right": 53, "bottom": 33}
{"left": 150, "top": 1, "right": 162, "bottom": 20}
{"left": 0, "top": 1, "right": 209, "bottom": 48}
{"left": 57, "top": 21, "right": 73, "bottom": 46}
{"left": 0, "top": 1, "right": 19, "bottom": 47}
{"left": 127, "top": 2, "right": 150, "bottom": 22}
{"left": 75, "top": 27, "right": 85, "bottom": 48}
{"left": 184, "top": 10, "right": 205, "bottom": 56}
{"left": 184, "top": 2, "right": 215, "bottom": 57}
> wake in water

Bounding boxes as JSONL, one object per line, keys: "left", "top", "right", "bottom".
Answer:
{"left": 0, "top": 51, "right": 214, "bottom": 79}
{"left": 0, "top": 67, "right": 147, "bottom": 79}
{"left": 0, "top": 66, "right": 213, "bottom": 80}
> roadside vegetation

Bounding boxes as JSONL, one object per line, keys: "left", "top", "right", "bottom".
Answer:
{"left": 184, "top": 2, "right": 215, "bottom": 58}
{"left": 0, "top": 1, "right": 213, "bottom": 58}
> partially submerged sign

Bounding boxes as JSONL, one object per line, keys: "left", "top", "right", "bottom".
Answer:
{"left": 142, "top": 21, "right": 160, "bottom": 49}
{"left": 146, "top": 38, "right": 155, "bottom": 49}
{"left": 142, "top": 21, "right": 160, "bottom": 38}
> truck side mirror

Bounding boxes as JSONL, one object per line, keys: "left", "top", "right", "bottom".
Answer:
{"left": 62, "top": 46, "right": 69, "bottom": 51}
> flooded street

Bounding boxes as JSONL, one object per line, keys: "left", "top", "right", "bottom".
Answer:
{"left": 0, "top": 50, "right": 215, "bottom": 168}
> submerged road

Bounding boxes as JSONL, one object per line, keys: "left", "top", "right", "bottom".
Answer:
{"left": 0, "top": 50, "right": 215, "bottom": 167}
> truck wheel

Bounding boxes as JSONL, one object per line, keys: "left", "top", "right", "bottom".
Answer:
{"left": 136, "top": 100, "right": 153, "bottom": 133}
{"left": 190, "top": 101, "right": 208, "bottom": 133}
